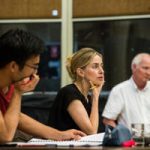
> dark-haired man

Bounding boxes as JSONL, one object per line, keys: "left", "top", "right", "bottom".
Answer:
{"left": 0, "top": 29, "right": 85, "bottom": 143}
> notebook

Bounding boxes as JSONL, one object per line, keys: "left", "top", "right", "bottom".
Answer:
{"left": 18, "top": 132, "right": 105, "bottom": 147}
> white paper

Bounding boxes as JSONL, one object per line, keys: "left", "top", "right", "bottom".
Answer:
{"left": 19, "top": 132, "right": 105, "bottom": 147}
{"left": 79, "top": 132, "right": 105, "bottom": 142}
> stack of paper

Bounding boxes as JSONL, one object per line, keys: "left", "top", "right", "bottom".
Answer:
{"left": 18, "top": 132, "right": 105, "bottom": 147}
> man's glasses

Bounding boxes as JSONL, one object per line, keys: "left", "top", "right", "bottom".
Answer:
{"left": 25, "top": 63, "right": 39, "bottom": 70}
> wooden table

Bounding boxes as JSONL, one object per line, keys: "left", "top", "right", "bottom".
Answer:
{"left": 0, "top": 146, "right": 150, "bottom": 150}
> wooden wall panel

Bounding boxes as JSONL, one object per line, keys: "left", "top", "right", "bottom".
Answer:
{"left": 0, "top": 0, "right": 150, "bottom": 19}
{"left": 0, "top": 0, "right": 61, "bottom": 19}
{"left": 73, "top": 0, "right": 150, "bottom": 18}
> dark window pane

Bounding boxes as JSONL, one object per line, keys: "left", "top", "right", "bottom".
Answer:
{"left": 73, "top": 19, "right": 150, "bottom": 91}
{"left": 0, "top": 23, "right": 61, "bottom": 92}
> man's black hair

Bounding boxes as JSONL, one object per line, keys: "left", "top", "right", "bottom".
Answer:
{"left": 0, "top": 28, "right": 45, "bottom": 69}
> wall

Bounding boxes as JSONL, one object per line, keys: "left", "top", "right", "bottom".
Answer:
{"left": 0, "top": 0, "right": 61, "bottom": 19}
{"left": 0, "top": 0, "right": 150, "bottom": 19}
{"left": 73, "top": 0, "right": 150, "bottom": 17}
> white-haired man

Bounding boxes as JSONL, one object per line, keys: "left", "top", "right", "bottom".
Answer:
{"left": 102, "top": 53, "right": 150, "bottom": 129}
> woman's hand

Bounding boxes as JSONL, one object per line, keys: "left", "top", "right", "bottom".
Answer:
{"left": 89, "top": 80, "right": 105, "bottom": 100}
{"left": 58, "top": 129, "right": 86, "bottom": 141}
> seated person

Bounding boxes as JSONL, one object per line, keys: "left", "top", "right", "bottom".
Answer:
{"left": 48, "top": 48, "right": 105, "bottom": 135}
{"left": 102, "top": 53, "right": 150, "bottom": 130}
{"left": 0, "top": 29, "right": 85, "bottom": 143}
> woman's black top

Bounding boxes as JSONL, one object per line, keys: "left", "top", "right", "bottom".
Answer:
{"left": 48, "top": 84, "right": 92, "bottom": 131}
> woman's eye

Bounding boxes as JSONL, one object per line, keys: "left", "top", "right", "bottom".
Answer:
{"left": 92, "top": 64, "right": 98, "bottom": 68}
{"left": 92, "top": 63, "right": 103, "bottom": 69}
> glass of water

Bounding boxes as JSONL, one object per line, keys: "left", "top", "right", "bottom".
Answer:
{"left": 144, "top": 124, "right": 150, "bottom": 146}
{"left": 131, "top": 123, "right": 145, "bottom": 146}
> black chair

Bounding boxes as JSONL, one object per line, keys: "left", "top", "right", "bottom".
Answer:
{"left": 21, "top": 92, "right": 57, "bottom": 125}
{"left": 98, "top": 91, "right": 109, "bottom": 132}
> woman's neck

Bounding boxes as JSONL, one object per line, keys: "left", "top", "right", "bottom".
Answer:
{"left": 74, "top": 81, "right": 89, "bottom": 100}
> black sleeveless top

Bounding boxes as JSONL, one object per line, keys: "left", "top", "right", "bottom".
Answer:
{"left": 48, "top": 84, "right": 92, "bottom": 131}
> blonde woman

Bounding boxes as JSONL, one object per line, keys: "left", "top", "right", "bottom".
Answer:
{"left": 49, "top": 48, "right": 104, "bottom": 135}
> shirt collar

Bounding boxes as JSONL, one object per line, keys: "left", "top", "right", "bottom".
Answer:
{"left": 130, "top": 76, "right": 150, "bottom": 92}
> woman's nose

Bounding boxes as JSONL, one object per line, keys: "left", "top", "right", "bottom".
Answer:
{"left": 99, "top": 66, "right": 104, "bottom": 73}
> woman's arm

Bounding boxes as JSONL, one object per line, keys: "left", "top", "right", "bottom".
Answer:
{"left": 67, "top": 81, "right": 104, "bottom": 135}
{"left": 67, "top": 99, "right": 99, "bottom": 135}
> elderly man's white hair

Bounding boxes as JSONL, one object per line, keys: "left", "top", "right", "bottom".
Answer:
{"left": 131, "top": 53, "right": 150, "bottom": 69}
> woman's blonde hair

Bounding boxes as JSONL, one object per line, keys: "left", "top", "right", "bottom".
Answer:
{"left": 66, "top": 47, "right": 102, "bottom": 82}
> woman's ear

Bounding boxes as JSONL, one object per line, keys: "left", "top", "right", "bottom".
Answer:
{"left": 76, "top": 68, "right": 84, "bottom": 77}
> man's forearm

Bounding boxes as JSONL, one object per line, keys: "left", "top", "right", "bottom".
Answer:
{"left": 103, "top": 118, "right": 116, "bottom": 127}
{"left": 0, "top": 92, "right": 21, "bottom": 142}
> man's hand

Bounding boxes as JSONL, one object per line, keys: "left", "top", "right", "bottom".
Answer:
{"left": 14, "top": 74, "right": 39, "bottom": 93}
{"left": 58, "top": 129, "right": 86, "bottom": 141}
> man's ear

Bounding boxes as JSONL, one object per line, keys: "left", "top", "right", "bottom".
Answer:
{"left": 9, "top": 61, "right": 19, "bottom": 72}
{"left": 76, "top": 68, "right": 84, "bottom": 77}
{"left": 131, "top": 64, "right": 137, "bottom": 73}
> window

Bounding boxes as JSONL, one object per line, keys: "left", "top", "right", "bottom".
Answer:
{"left": 0, "top": 22, "right": 61, "bottom": 92}
{"left": 73, "top": 18, "right": 150, "bottom": 91}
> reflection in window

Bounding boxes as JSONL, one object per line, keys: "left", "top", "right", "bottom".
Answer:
{"left": 0, "top": 23, "right": 61, "bottom": 92}
{"left": 73, "top": 19, "right": 150, "bottom": 91}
